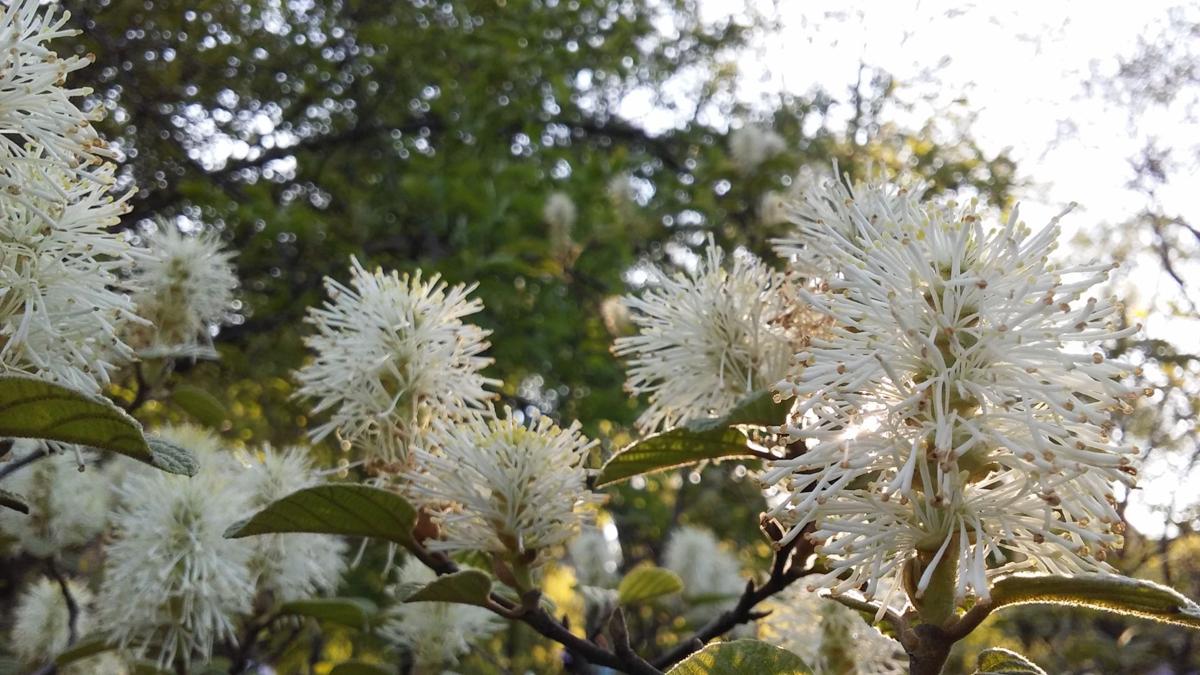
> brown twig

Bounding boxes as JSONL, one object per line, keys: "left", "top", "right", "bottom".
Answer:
{"left": 0, "top": 444, "right": 50, "bottom": 482}
{"left": 609, "top": 609, "right": 662, "bottom": 675}
{"left": 649, "top": 535, "right": 814, "bottom": 670}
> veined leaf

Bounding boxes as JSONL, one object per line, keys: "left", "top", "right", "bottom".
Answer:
{"left": 403, "top": 570, "right": 493, "bottom": 607}
{"left": 224, "top": 483, "right": 417, "bottom": 548}
{"left": 278, "top": 597, "right": 377, "bottom": 628}
{"left": 617, "top": 564, "right": 684, "bottom": 605}
{"left": 990, "top": 574, "right": 1200, "bottom": 629}
{"left": 667, "top": 639, "right": 814, "bottom": 675}
{"left": 0, "top": 376, "right": 195, "bottom": 476}
{"left": 973, "top": 647, "right": 1048, "bottom": 674}
{"left": 597, "top": 390, "right": 787, "bottom": 487}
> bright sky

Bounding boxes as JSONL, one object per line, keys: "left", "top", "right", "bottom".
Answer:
{"left": 722, "top": 0, "right": 1197, "bottom": 227}
{"left": 691, "top": 0, "right": 1200, "bottom": 536}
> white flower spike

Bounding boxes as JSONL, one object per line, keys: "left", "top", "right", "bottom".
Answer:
{"left": 235, "top": 445, "right": 348, "bottom": 602}
{"left": 97, "top": 426, "right": 255, "bottom": 668}
{"left": 296, "top": 257, "right": 499, "bottom": 466}
{"left": 127, "top": 223, "right": 238, "bottom": 360}
{"left": 379, "top": 558, "right": 502, "bottom": 668}
{"left": 763, "top": 179, "right": 1142, "bottom": 606}
{"left": 408, "top": 410, "right": 600, "bottom": 572}
{"left": 614, "top": 237, "right": 812, "bottom": 433}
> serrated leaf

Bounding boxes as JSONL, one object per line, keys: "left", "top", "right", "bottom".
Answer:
{"left": 146, "top": 438, "right": 199, "bottom": 477}
{"left": 973, "top": 647, "right": 1048, "bottom": 674}
{"left": 990, "top": 574, "right": 1200, "bottom": 629}
{"left": 667, "top": 639, "right": 814, "bottom": 675}
{"left": 278, "top": 597, "right": 377, "bottom": 628}
{"left": 54, "top": 637, "right": 114, "bottom": 667}
{"left": 0, "top": 376, "right": 172, "bottom": 471}
{"left": 617, "top": 564, "right": 684, "bottom": 604}
{"left": 597, "top": 390, "right": 787, "bottom": 487}
{"left": 172, "top": 384, "right": 227, "bottom": 427}
{"left": 0, "top": 489, "right": 28, "bottom": 514}
{"left": 328, "top": 662, "right": 395, "bottom": 675}
{"left": 224, "top": 484, "right": 417, "bottom": 549}
{"left": 403, "top": 570, "right": 493, "bottom": 607}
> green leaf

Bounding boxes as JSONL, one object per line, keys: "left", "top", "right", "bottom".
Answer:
{"left": 0, "top": 489, "right": 28, "bottom": 514}
{"left": 667, "top": 639, "right": 814, "bottom": 675}
{"left": 328, "top": 662, "right": 395, "bottom": 675}
{"left": 278, "top": 597, "right": 377, "bottom": 629}
{"left": 172, "top": 384, "right": 228, "bottom": 427}
{"left": 596, "top": 426, "right": 754, "bottom": 487}
{"left": 973, "top": 647, "right": 1048, "bottom": 674}
{"left": 54, "top": 637, "right": 114, "bottom": 667}
{"left": 403, "top": 570, "right": 493, "bottom": 607}
{"left": 990, "top": 574, "right": 1200, "bottom": 629}
{"left": 617, "top": 564, "right": 684, "bottom": 605}
{"left": 224, "top": 484, "right": 418, "bottom": 549}
{"left": 597, "top": 390, "right": 787, "bottom": 487}
{"left": 684, "top": 390, "right": 790, "bottom": 432}
{"left": 0, "top": 376, "right": 188, "bottom": 473}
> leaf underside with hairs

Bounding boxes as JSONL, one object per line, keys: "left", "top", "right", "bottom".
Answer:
{"left": 224, "top": 483, "right": 417, "bottom": 549}
{"left": 0, "top": 375, "right": 198, "bottom": 475}
{"left": 596, "top": 390, "right": 789, "bottom": 487}
{"left": 667, "top": 639, "right": 814, "bottom": 675}
{"left": 973, "top": 647, "right": 1048, "bottom": 674}
{"left": 990, "top": 574, "right": 1200, "bottom": 629}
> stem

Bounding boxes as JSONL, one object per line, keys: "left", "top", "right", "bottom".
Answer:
{"left": 609, "top": 609, "right": 662, "bottom": 675}
{"left": 915, "top": 540, "right": 958, "bottom": 628}
{"left": 650, "top": 534, "right": 815, "bottom": 670}
{"left": 47, "top": 560, "right": 80, "bottom": 647}
{"left": 907, "top": 624, "right": 953, "bottom": 675}
{"left": 0, "top": 446, "right": 49, "bottom": 482}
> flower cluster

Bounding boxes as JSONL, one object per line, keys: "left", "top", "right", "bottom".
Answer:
{"left": 0, "top": 442, "right": 110, "bottom": 556}
{"left": 728, "top": 126, "right": 785, "bottom": 173}
{"left": 97, "top": 426, "right": 347, "bottom": 668}
{"left": 663, "top": 525, "right": 746, "bottom": 625}
{"left": 0, "top": 0, "right": 137, "bottom": 392}
{"left": 296, "top": 257, "right": 499, "bottom": 466}
{"left": 126, "top": 223, "right": 239, "bottom": 360}
{"left": 614, "top": 239, "right": 809, "bottom": 433}
{"left": 772, "top": 170, "right": 926, "bottom": 279}
{"left": 380, "top": 558, "right": 503, "bottom": 669}
{"left": 760, "top": 586, "right": 905, "bottom": 675}
{"left": 568, "top": 526, "right": 623, "bottom": 587}
{"left": 97, "top": 427, "right": 255, "bottom": 668}
{"left": 543, "top": 190, "right": 578, "bottom": 262}
{"left": 407, "top": 411, "right": 599, "bottom": 572}
{"left": 9, "top": 576, "right": 94, "bottom": 666}
{"left": 763, "top": 186, "right": 1142, "bottom": 605}
{"left": 235, "top": 445, "right": 348, "bottom": 602}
